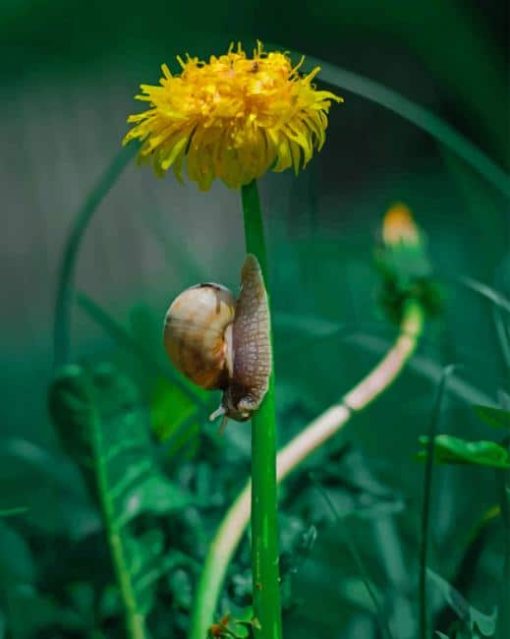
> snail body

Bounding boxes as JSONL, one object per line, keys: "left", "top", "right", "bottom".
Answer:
{"left": 163, "top": 255, "right": 271, "bottom": 423}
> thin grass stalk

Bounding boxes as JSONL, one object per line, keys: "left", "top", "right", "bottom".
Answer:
{"left": 189, "top": 299, "right": 425, "bottom": 639}
{"left": 297, "top": 55, "right": 510, "bottom": 200}
{"left": 498, "top": 452, "right": 510, "bottom": 637}
{"left": 53, "top": 144, "right": 138, "bottom": 369}
{"left": 240, "top": 180, "right": 283, "bottom": 639}
{"left": 419, "top": 365, "right": 454, "bottom": 639}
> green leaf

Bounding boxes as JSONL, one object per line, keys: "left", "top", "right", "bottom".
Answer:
{"left": 49, "top": 363, "right": 195, "bottom": 638}
{"left": 473, "top": 405, "right": 510, "bottom": 430}
{"left": 418, "top": 435, "right": 510, "bottom": 469}
{"left": 150, "top": 378, "right": 201, "bottom": 448}
{"left": 427, "top": 569, "right": 497, "bottom": 636}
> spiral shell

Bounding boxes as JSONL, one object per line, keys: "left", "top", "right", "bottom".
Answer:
{"left": 163, "top": 254, "right": 271, "bottom": 423}
{"left": 163, "top": 283, "right": 235, "bottom": 390}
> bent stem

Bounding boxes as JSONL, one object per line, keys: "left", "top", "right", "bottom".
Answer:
{"left": 240, "top": 180, "right": 282, "bottom": 639}
{"left": 298, "top": 53, "right": 510, "bottom": 200}
{"left": 189, "top": 299, "right": 425, "bottom": 639}
{"left": 53, "top": 144, "right": 138, "bottom": 369}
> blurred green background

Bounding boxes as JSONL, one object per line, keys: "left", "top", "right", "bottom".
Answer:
{"left": 1, "top": 1, "right": 509, "bottom": 637}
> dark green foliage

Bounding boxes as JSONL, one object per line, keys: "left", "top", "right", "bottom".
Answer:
{"left": 48, "top": 364, "right": 197, "bottom": 636}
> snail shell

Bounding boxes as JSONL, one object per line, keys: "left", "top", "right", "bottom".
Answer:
{"left": 163, "top": 255, "right": 271, "bottom": 423}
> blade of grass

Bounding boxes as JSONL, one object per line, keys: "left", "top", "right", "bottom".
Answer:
{"left": 419, "top": 364, "right": 456, "bottom": 639}
{"left": 311, "top": 475, "right": 394, "bottom": 639}
{"left": 290, "top": 51, "right": 510, "bottom": 200}
{"left": 434, "top": 506, "right": 496, "bottom": 633}
{"left": 462, "top": 278, "right": 510, "bottom": 315}
{"left": 498, "top": 463, "right": 510, "bottom": 638}
{"left": 53, "top": 143, "right": 139, "bottom": 369}
{"left": 372, "top": 517, "right": 415, "bottom": 639}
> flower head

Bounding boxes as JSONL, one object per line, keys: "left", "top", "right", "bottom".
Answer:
{"left": 123, "top": 42, "right": 342, "bottom": 190}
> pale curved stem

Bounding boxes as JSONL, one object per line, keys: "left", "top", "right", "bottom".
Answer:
{"left": 189, "top": 300, "right": 425, "bottom": 639}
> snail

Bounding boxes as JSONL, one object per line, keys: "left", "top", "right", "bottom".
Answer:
{"left": 163, "top": 254, "right": 271, "bottom": 426}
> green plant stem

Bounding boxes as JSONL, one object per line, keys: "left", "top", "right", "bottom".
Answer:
{"left": 92, "top": 401, "right": 147, "bottom": 639}
{"left": 189, "top": 299, "right": 425, "bottom": 639}
{"left": 53, "top": 144, "right": 138, "bottom": 369}
{"left": 240, "top": 180, "right": 282, "bottom": 639}
{"left": 419, "top": 365, "right": 454, "bottom": 639}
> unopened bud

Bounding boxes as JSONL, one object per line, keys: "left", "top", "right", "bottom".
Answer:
{"left": 382, "top": 203, "right": 421, "bottom": 248}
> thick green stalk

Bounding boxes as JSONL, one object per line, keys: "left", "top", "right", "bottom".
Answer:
{"left": 241, "top": 180, "right": 283, "bottom": 639}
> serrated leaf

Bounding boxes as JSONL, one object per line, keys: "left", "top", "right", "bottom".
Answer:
{"left": 427, "top": 569, "right": 497, "bottom": 636}
{"left": 473, "top": 405, "right": 510, "bottom": 429}
{"left": 418, "top": 435, "right": 510, "bottom": 469}
{"left": 48, "top": 363, "right": 195, "bottom": 635}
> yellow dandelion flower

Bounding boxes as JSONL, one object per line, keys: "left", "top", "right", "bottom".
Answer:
{"left": 123, "top": 42, "right": 342, "bottom": 191}
{"left": 382, "top": 203, "right": 421, "bottom": 248}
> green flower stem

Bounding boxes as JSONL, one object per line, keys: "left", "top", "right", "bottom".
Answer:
{"left": 189, "top": 299, "right": 425, "bottom": 639}
{"left": 240, "top": 180, "right": 283, "bottom": 639}
{"left": 53, "top": 144, "right": 138, "bottom": 369}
